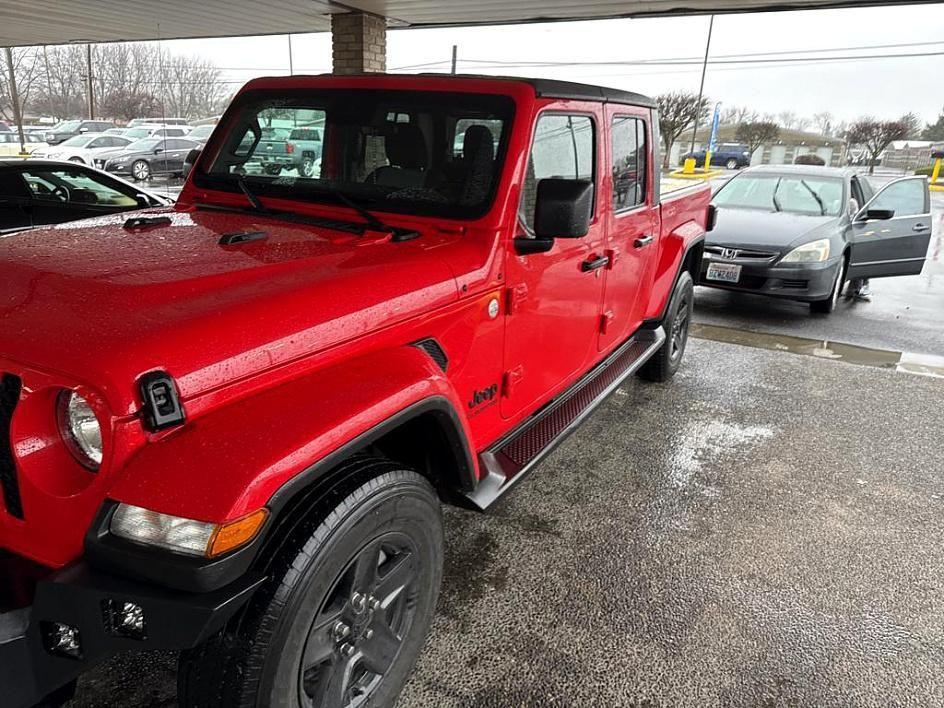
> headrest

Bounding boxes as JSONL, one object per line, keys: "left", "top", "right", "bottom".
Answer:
{"left": 463, "top": 125, "right": 495, "bottom": 162}
{"left": 384, "top": 124, "right": 427, "bottom": 170}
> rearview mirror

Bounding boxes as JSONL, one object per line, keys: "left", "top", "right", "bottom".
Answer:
{"left": 533, "top": 178, "right": 594, "bottom": 240}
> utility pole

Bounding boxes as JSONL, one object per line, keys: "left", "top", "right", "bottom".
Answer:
{"left": 689, "top": 14, "right": 714, "bottom": 155}
{"left": 451, "top": 44, "right": 457, "bottom": 74}
{"left": 85, "top": 43, "right": 94, "bottom": 119}
{"left": 287, "top": 34, "right": 294, "bottom": 75}
{"left": 3, "top": 47, "right": 26, "bottom": 155}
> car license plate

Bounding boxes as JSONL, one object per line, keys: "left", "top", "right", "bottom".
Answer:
{"left": 706, "top": 263, "right": 741, "bottom": 283}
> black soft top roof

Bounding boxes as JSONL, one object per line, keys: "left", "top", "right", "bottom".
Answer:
{"left": 416, "top": 74, "right": 657, "bottom": 109}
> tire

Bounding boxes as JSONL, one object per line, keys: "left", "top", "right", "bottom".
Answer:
{"left": 68, "top": 156, "right": 84, "bottom": 164}
{"left": 638, "top": 271, "right": 694, "bottom": 383}
{"left": 726, "top": 158, "right": 738, "bottom": 170}
{"left": 178, "top": 460, "right": 443, "bottom": 708}
{"left": 264, "top": 164, "right": 283, "bottom": 175}
{"left": 299, "top": 155, "right": 317, "bottom": 178}
{"left": 131, "top": 160, "right": 150, "bottom": 181}
{"left": 810, "top": 257, "right": 846, "bottom": 314}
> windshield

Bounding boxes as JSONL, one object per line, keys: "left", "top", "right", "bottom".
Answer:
{"left": 123, "top": 127, "right": 153, "bottom": 139}
{"left": 198, "top": 89, "right": 514, "bottom": 219}
{"left": 189, "top": 125, "right": 215, "bottom": 139}
{"left": 60, "top": 134, "right": 96, "bottom": 147}
{"left": 713, "top": 173, "right": 845, "bottom": 216}
{"left": 126, "top": 138, "right": 160, "bottom": 152}
{"left": 52, "top": 120, "right": 81, "bottom": 132}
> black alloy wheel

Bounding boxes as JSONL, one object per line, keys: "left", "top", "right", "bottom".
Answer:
{"left": 298, "top": 533, "right": 421, "bottom": 707}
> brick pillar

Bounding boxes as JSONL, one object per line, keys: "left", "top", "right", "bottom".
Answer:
{"left": 331, "top": 12, "right": 386, "bottom": 74}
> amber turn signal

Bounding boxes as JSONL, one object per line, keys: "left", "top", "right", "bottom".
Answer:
{"left": 207, "top": 509, "right": 269, "bottom": 558}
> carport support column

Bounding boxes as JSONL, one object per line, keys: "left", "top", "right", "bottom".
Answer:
{"left": 331, "top": 12, "right": 386, "bottom": 74}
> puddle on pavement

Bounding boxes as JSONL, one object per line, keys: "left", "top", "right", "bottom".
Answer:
{"left": 691, "top": 323, "right": 944, "bottom": 380}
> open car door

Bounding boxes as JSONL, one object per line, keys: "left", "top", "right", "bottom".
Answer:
{"left": 847, "top": 176, "right": 932, "bottom": 280}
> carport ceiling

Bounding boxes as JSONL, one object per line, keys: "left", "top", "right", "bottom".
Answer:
{"left": 0, "top": 0, "right": 937, "bottom": 46}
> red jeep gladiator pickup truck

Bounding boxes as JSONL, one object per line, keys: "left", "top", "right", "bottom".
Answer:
{"left": 0, "top": 74, "right": 710, "bottom": 708}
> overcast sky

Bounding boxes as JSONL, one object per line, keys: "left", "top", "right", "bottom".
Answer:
{"left": 164, "top": 3, "right": 944, "bottom": 126}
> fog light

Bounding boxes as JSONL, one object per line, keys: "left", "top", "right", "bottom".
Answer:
{"left": 103, "top": 599, "right": 147, "bottom": 639}
{"left": 41, "top": 621, "right": 83, "bottom": 659}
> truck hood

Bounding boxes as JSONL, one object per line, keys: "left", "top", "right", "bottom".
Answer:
{"left": 706, "top": 207, "right": 839, "bottom": 252}
{"left": 0, "top": 207, "right": 459, "bottom": 415}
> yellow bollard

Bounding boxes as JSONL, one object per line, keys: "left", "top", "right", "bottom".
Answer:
{"left": 683, "top": 157, "right": 696, "bottom": 175}
{"left": 704, "top": 151, "right": 712, "bottom": 171}
{"left": 931, "top": 157, "right": 942, "bottom": 185}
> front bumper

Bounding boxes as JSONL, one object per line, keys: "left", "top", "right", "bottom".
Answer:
{"left": 698, "top": 253, "right": 841, "bottom": 302}
{"left": 0, "top": 551, "right": 262, "bottom": 708}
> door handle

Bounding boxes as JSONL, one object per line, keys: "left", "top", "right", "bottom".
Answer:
{"left": 913, "top": 223, "right": 929, "bottom": 232}
{"left": 634, "top": 235, "right": 654, "bottom": 248}
{"left": 581, "top": 255, "right": 610, "bottom": 272}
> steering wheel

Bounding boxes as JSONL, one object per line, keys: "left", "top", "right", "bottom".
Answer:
{"left": 51, "top": 185, "right": 71, "bottom": 203}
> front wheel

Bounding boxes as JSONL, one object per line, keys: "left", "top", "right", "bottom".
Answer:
{"left": 726, "top": 158, "right": 739, "bottom": 170}
{"left": 638, "top": 271, "right": 694, "bottom": 382}
{"left": 178, "top": 461, "right": 443, "bottom": 708}
{"left": 131, "top": 160, "right": 150, "bottom": 181}
{"left": 810, "top": 258, "right": 846, "bottom": 314}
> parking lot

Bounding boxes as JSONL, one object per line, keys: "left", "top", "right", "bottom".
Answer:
{"left": 66, "top": 184, "right": 944, "bottom": 707}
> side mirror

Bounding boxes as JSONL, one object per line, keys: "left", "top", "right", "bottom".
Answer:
{"left": 706, "top": 204, "right": 718, "bottom": 232}
{"left": 79, "top": 127, "right": 88, "bottom": 133}
{"left": 185, "top": 148, "right": 201, "bottom": 167}
{"left": 533, "top": 178, "right": 594, "bottom": 240}
{"left": 860, "top": 208, "right": 895, "bottom": 221}
{"left": 153, "top": 147, "right": 163, "bottom": 154}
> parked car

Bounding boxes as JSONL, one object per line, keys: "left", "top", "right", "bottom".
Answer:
{"left": 0, "top": 158, "right": 171, "bottom": 233}
{"left": 121, "top": 124, "right": 191, "bottom": 141}
{"left": 257, "top": 125, "right": 323, "bottom": 176}
{"left": 0, "top": 74, "right": 712, "bottom": 708}
{"left": 700, "top": 165, "right": 932, "bottom": 313}
{"left": 31, "top": 133, "right": 133, "bottom": 164}
{"left": 43, "top": 119, "right": 114, "bottom": 146}
{"left": 683, "top": 142, "right": 752, "bottom": 169}
{"left": 98, "top": 136, "right": 201, "bottom": 181}
{"left": 184, "top": 123, "right": 215, "bottom": 145}
{"left": 104, "top": 127, "right": 128, "bottom": 136}
{"left": 0, "top": 132, "right": 47, "bottom": 156}
{"left": 128, "top": 116, "right": 189, "bottom": 127}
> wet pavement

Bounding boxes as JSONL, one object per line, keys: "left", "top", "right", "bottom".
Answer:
{"left": 68, "top": 337, "right": 944, "bottom": 707}
{"left": 693, "top": 174, "right": 944, "bottom": 357}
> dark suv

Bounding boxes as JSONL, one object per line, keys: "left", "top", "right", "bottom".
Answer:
{"left": 44, "top": 120, "right": 115, "bottom": 146}
{"left": 683, "top": 143, "right": 752, "bottom": 170}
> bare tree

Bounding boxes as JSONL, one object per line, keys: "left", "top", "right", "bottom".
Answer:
{"left": 735, "top": 121, "right": 780, "bottom": 163}
{"left": 721, "top": 105, "right": 757, "bottom": 125}
{"left": 0, "top": 47, "right": 43, "bottom": 122}
{"left": 159, "top": 52, "right": 225, "bottom": 119}
{"left": 656, "top": 91, "right": 710, "bottom": 169}
{"left": 813, "top": 111, "right": 833, "bottom": 136}
{"left": 101, "top": 90, "right": 162, "bottom": 122}
{"left": 898, "top": 112, "right": 922, "bottom": 140}
{"left": 923, "top": 108, "right": 944, "bottom": 141}
{"left": 844, "top": 118, "right": 909, "bottom": 174}
{"left": 794, "top": 116, "right": 811, "bottom": 132}
{"left": 776, "top": 110, "right": 798, "bottom": 131}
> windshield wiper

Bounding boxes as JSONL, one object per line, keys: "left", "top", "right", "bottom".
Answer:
{"left": 771, "top": 177, "right": 783, "bottom": 213}
{"left": 799, "top": 179, "right": 827, "bottom": 215}
{"left": 331, "top": 191, "right": 391, "bottom": 232}
{"left": 237, "top": 175, "right": 265, "bottom": 212}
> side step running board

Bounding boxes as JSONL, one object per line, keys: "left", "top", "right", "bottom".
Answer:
{"left": 464, "top": 327, "right": 666, "bottom": 511}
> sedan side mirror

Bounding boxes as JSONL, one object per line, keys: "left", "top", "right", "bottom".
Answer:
{"left": 153, "top": 147, "right": 163, "bottom": 154}
{"left": 533, "top": 178, "right": 594, "bottom": 239}
{"left": 861, "top": 208, "right": 895, "bottom": 221}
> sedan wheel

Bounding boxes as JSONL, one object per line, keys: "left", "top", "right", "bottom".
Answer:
{"left": 726, "top": 158, "right": 738, "bottom": 170}
{"left": 131, "top": 160, "right": 151, "bottom": 181}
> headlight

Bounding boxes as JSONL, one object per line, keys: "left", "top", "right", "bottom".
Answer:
{"left": 110, "top": 504, "right": 268, "bottom": 557}
{"left": 56, "top": 390, "right": 102, "bottom": 470}
{"left": 781, "top": 238, "right": 831, "bottom": 263}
